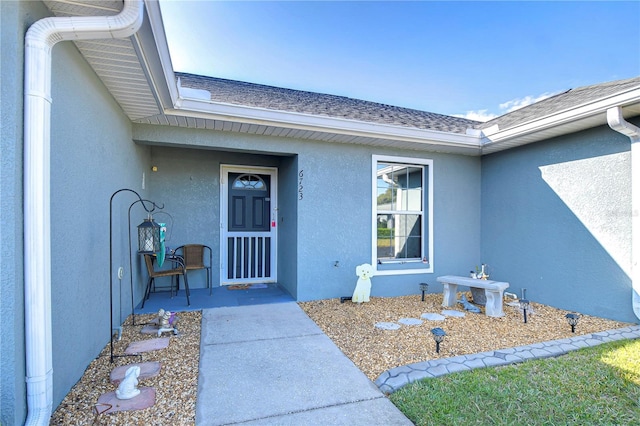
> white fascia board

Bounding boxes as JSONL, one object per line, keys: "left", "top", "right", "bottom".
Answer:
{"left": 143, "top": 0, "right": 179, "bottom": 106}
{"left": 482, "top": 88, "right": 640, "bottom": 149}
{"left": 168, "top": 96, "right": 482, "bottom": 149}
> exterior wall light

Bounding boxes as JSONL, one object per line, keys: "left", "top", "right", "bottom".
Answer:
{"left": 565, "top": 313, "right": 580, "bottom": 333}
{"left": 431, "top": 327, "right": 446, "bottom": 354}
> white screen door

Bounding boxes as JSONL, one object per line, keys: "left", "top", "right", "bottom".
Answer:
{"left": 220, "top": 165, "right": 278, "bottom": 285}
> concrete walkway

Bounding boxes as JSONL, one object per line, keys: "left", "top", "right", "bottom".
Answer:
{"left": 376, "top": 324, "right": 640, "bottom": 394}
{"left": 195, "top": 300, "right": 640, "bottom": 425}
{"left": 195, "top": 302, "right": 413, "bottom": 425}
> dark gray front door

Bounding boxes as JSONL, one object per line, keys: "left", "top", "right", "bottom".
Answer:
{"left": 228, "top": 173, "right": 270, "bottom": 232}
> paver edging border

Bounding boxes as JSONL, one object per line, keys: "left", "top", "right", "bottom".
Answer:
{"left": 375, "top": 325, "right": 640, "bottom": 394}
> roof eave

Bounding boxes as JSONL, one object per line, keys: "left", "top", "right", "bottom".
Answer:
{"left": 140, "top": 1, "right": 639, "bottom": 157}
{"left": 167, "top": 96, "right": 483, "bottom": 154}
{"left": 481, "top": 88, "right": 640, "bottom": 155}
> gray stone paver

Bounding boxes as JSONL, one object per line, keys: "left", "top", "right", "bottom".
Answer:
{"left": 464, "top": 358, "right": 486, "bottom": 369}
{"left": 445, "top": 362, "right": 471, "bottom": 374}
{"left": 515, "top": 350, "right": 536, "bottom": 360}
{"left": 503, "top": 354, "right": 523, "bottom": 363}
{"left": 445, "top": 355, "right": 469, "bottom": 364}
{"left": 398, "top": 318, "right": 423, "bottom": 326}
{"left": 571, "top": 340, "right": 590, "bottom": 348}
{"left": 375, "top": 325, "right": 640, "bottom": 394}
{"left": 559, "top": 343, "right": 579, "bottom": 352}
{"left": 428, "top": 364, "right": 450, "bottom": 377}
{"left": 530, "top": 348, "right": 554, "bottom": 357}
{"left": 406, "top": 369, "right": 433, "bottom": 383}
{"left": 483, "top": 356, "right": 508, "bottom": 367}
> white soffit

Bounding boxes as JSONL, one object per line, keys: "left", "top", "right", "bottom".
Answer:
{"left": 43, "top": 0, "right": 161, "bottom": 120}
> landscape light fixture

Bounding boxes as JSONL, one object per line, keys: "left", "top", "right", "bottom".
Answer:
{"left": 419, "top": 283, "right": 429, "bottom": 301}
{"left": 430, "top": 327, "right": 446, "bottom": 354}
{"left": 565, "top": 313, "right": 580, "bottom": 333}
{"left": 519, "top": 299, "right": 530, "bottom": 324}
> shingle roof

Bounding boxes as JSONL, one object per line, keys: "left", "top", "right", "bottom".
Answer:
{"left": 176, "top": 72, "right": 481, "bottom": 134}
{"left": 477, "top": 76, "right": 640, "bottom": 131}
{"left": 176, "top": 72, "right": 640, "bottom": 136}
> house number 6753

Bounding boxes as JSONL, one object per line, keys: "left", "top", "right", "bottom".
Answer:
{"left": 298, "top": 170, "right": 304, "bottom": 200}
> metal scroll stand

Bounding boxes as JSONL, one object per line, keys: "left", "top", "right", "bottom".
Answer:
{"left": 109, "top": 188, "right": 163, "bottom": 363}
{"left": 126, "top": 199, "right": 174, "bottom": 326}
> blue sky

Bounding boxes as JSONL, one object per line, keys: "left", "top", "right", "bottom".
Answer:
{"left": 159, "top": 0, "right": 640, "bottom": 121}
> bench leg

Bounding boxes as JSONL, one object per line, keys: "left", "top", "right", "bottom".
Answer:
{"left": 442, "top": 283, "right": 458, "bottom": 307}
{"left": 484, "top": 289, "right": 505, "bottom": 317}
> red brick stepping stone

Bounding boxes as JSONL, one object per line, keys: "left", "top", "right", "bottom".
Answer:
{"left": 110, "top": 362, "right": 162, "bottom": 385}
{"left": 124, "top": 337, "right": 169, "bottom": 355}
{"left": 96, "top": 387, "right": 155, "bottom": 414}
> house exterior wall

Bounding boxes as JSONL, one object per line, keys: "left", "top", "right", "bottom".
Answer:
{"left": 134, "top": 124, "right": 482, "bottom": 301}
{"left": 481, "top": 123, "right": 636, "bottom": 323}
{"left": 49, "top": 39, "right": 152, "bottom": 411}
{"left": 145, "top": 146, "right": 293, "bottom": 290}
{"left": 1, "top": 1, "right": 30, "bottom": 424}
{"left": 1, "top": 1, "right": 152, "bottom": 423}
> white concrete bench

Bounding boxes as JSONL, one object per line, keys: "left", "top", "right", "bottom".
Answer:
{"left": 437, "top": 275, "right": 510, "bottom": 317}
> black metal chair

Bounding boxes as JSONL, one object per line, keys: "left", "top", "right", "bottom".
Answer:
{"left": 141, "top": 253, "right": 190, "bottom": 308}
{"left": 175, "top": 244, "right": 213, "bottom": 295}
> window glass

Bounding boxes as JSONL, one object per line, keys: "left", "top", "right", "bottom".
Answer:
{"left": 373, "top": 155, "right": 433, "bottom": 274}
{"left": 233, "top": 174, "right": 266, "bottom": 190}
{"left": 376, "top": 162, "right": 424, "bottom": 262}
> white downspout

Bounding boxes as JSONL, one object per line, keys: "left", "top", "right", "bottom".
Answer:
{"left": 607, "top": 107, "right": 640, "bottom": 321}
{"left": 23, "top": 1, "right": 144, "bottom": 424}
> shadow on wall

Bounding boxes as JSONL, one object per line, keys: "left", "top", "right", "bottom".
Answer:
{"left": 539, "top": 151, "right": 631, "bottom": 278}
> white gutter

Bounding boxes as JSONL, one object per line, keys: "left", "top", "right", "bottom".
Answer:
{"left": 23, "top": 1, "right": 144, "bottom": 424}
{"left": 482, "top": 88, "right": 640, "bottom": 153}
{"left": 168, "top": 96, "right": 482, "bottom": 151}
{"left": 607, "top": 107, "right": 640, "bottom": 321}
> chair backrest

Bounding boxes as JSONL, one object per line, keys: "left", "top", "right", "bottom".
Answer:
{"left": 144, "top": 253, "right": 184, "bottom": 276}
{"left": 182, "top": 244, "right": 205, "bottom": 268}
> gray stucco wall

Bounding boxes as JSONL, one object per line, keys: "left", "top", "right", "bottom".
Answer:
{"left": 481, "top": 124, "right": 635, "bottom": 323}
{"left": 145, "top": 146, "right": 301, "bottom": 297}
{"left": 1, "top": 1, "right": 152, "bottom": 423}
{"left": 134, "top": 124, "right": 482, "bottom": 301}
{"left": 1, "top": 1, "right": 29, "bottom": 424}
{"left": 49, "top": 41, "right": 151, "bottom": 410}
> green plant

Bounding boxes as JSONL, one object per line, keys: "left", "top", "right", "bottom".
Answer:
{"left": 390, "top": 339, "right": 640, "bottom": 426}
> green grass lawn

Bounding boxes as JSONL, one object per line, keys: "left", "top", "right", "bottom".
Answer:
{"left": 390, "top": 339, "right": 640, "bottom": 426}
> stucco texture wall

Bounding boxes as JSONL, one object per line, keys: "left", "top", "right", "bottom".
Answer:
{"left": 1, "top": 0, "right": 150, "bottom": 421}
{"left": 1, "top": 1, "right": 31, "bottom": 424}
{"left": 481, "top": 124, "right": 634, "bottom": 322}
{"left": 134, "top": 124, "right": 482, "bottom": 302}
{"left": 46, "top": 25, "right": 151, "bottom": 413}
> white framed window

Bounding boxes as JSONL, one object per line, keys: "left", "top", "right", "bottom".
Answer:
{"left": 372, "top": 155, "right": 433, "bottom": 275}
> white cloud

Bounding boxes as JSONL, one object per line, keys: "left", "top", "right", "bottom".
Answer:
{"left": 453, "top": 110, "right": 498, "bottom": 122}
{"left": 499, "top": 92, "right": 557, "bottom": 113}
{"left": 454, "top": 91, "right": 561, "bottom": 122}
